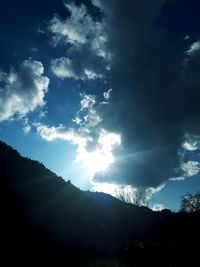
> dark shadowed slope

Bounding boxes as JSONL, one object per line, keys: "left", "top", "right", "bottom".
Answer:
{"left": 0, "top": 140, "right": 199, "bottom": 266}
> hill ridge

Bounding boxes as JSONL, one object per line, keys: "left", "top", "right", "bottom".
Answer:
{"left": 0, "top": 140, "right": 199, "bottom": 266}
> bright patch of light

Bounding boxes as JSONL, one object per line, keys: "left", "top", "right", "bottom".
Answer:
{"left": 81, "top": 150, "right": 114, "bottom": 173}
{"left": 182, "top": 161, "right": 200, "bottom": 177}
{"left": 103, "top": 88, "right": 112, "bottom": 100}
{"left": 182, "top": 134, "right": 200, "bottom": 151}
{"left": 35, "top": 93, "right": 121, "bottom": 176}
{"left": 92, "top": 182, "right": 165, "bottom": 206}
{"left": 92, "top": 182, "right": 120, "bottom": 196}
{"left": 98, "top": 130, "right": 121, "bottom": 151}
{"left": 152, "top": 203, "right": 167, "bottom": 211}
{"left": 84, "top": 69, "right": 103, "bottom": 80}
{"left": 182, "top": 141, "right": 199, "bottom": 151}
{"left": 186, "top": 41, "right": 200, "bottom": 56}
{"left": 76, "top": 130, "right": 121, "bottom": 174}
{"left": 92, "top": 183, "right": 140, "bottom": 204}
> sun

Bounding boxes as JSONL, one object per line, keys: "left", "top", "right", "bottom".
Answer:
{"left": 76, "top": 130, "right": 121, "bottom": 175}
{"left": 83, "top": 149, "right": 114, "bottom": 173}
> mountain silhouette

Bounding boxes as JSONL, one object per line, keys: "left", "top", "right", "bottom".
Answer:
{"left": 0, "top": 140, "right": 199, "bottom": 266}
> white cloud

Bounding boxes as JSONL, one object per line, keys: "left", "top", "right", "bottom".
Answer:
{"left": 51, "top": 56, "right": 105, "bottom": 80}
{"left": 186, "top": 41, "right": 200, "bottom": 56}
{"left": 182, "top": 133, "right": 200, "bottom": 151}
{"left": 84, "top": 69, "right": 103, "bottom": 80}
{"left": 169, "top": 134, "right": 200, "bottom": 181}
{"left": 50, "top": 3, "right": 93, "bottom": 46}
{"left": 171, "top": 160, "right": 200, "bottom": 181}
{"left": 0, "top": 58, "right": 49, "bottom": 122}
{"left": 49, "top": 2, "right": 110, "bottom": 80}
{"left": 51, "top": 54, "right": 105, "bottom": 80}
{"left": 98, "top": 129, "right": 121, "bottom": 152}
{"left": 145, "top": 184, "right": 166, "bottom": 202}
{"left": 152, "top": 203, "right": 167, "bottom": 211}
{"left": 92, "top": 182, "right": 165, "bottom": 207}
{"left": 183, "top": 141, "right": 199, "bottom": 151}
{"left": 103, "top": 88, "right": 112, "bottom": 100}
{"left": 49, "top": 2, "right": 106, "bottom": 55}
{"left": 182, "top": 161, "right": 200, "bottom": 177}
{"left": 72, "top": 116, "right": 82, "bottom": 125}
{"left": 80, "top": 94, "right": 96, "bottom": 109}
{"left": 92, "top": 183, "right": 139, "bottom": 203}
{"left": 51, "top": 57, "right": 76, "bottom": 79}
{"left": 35, "top": 123, "right": 88, "bottom": 146}
{"left": 170, "top": 176, "right": 185, "bottom": 182}
{"left": 23, "top": 118, "right": 31, "bottom": 134}
{"left": 79, "top": 93, "right": 102, "bottom": 129}
{"left": 23, "top": 125, "right": 31, "bottom": 134}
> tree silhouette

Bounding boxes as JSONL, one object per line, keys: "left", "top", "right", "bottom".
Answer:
{"left": 181, "top": 192, "right": 200, "bottom": 212}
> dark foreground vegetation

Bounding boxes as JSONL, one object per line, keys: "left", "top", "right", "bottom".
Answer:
{"left": 0, "top": 141, "right": 200, "bottom": 266}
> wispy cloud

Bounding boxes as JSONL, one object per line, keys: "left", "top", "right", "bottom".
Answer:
{"left": 182, "top": 133, "right": 200, "bottom": 151}
{"left": 171, "top": 161, "right": 200, "bottom": 181}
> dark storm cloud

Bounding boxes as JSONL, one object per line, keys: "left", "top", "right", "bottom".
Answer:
{"left": 93, "top": 0, "right": 200, "bottom": 187}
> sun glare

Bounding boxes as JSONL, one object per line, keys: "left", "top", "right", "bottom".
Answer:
{"left": 76, "top": 130, "right": 121, "bottom": 175}
{"left": 84, "top": 150, "right": 114, "bottom": 173}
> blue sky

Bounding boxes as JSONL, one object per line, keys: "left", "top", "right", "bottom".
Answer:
{"left": 1, "top": 0, "right": 200, "bottom": 211}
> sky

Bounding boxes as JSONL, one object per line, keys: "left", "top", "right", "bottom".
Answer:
{"left": 1, "top": 0, "right": 200, "bottom": 211}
